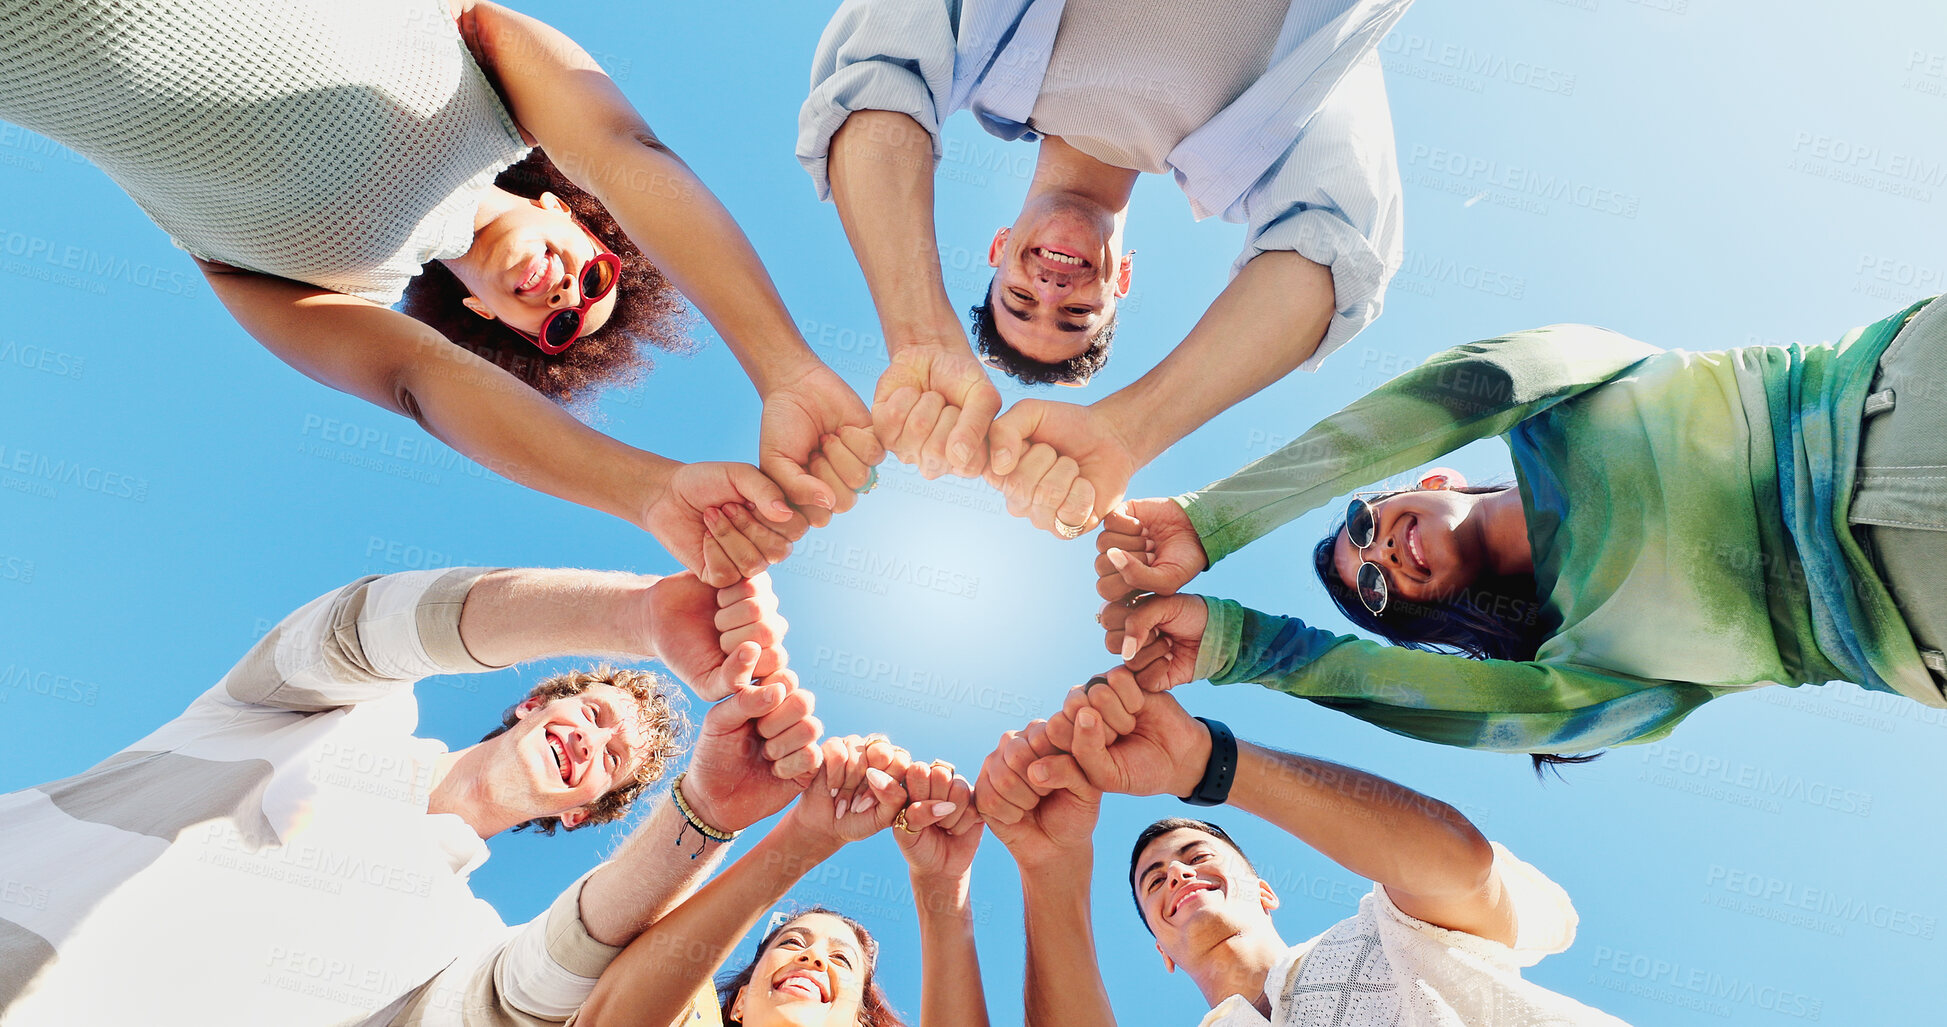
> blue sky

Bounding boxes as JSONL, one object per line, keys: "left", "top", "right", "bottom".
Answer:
{"left": 3, "top": 0, "right": 1946, "bottom": 1022}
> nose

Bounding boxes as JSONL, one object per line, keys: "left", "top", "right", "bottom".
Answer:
{"left": 796, "top": 950, "right": 826, "bottom": 970}
{"left": 546, "top": 268, "right": 581, "bottom": 309}
{"left": 1168, "top": 861, "right": 1196, "bottom": 883}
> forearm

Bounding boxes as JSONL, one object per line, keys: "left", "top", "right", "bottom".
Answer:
{"left": 1227, "top": 742, "right": 1491, "bottom": 901}
{"left": 571, "top": 137, "right": 823, "bottom": 396}
{"left": 455, "top": 568, "right": 659, "bottom": 669}
{"left": 912, "top": 872, "right": 991, "bottom": 1027}
{"left": 397, "top": 348, "right": 673, "bottom": 527}
{"left": 1018, "top": 859, "right": 1117, "bottom": 1027}
{"left": 1099, "top": 253, "right": 1334, "bottom": 467}
{"left": 828, "top": 111, "right": 960, "bottom": 346}
{"left": 576, "top": 820, "right": 842, "bottom": 1027}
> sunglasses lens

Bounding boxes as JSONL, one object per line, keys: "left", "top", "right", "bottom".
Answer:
{"left": 582, "top": 256, "right": 618, "bottom": 300}
{"left": 542, "top": 310, "right": 582, "bottom": 350}
{"left": 1346, "top": 499, "right": 1376, "bottom": 549}
{"left": 1356, "top": 562, "right": 1388, "bottom": 614}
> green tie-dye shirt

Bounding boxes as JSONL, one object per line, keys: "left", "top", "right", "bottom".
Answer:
{"left": 1182, "top": 302, "right": 1939, "bottom": 753}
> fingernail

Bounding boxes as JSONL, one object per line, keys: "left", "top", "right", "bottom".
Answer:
{"left": 993, "top": 448, "right": 1012, "bottom": 469}
{"left": 850, "top": 792, "right": 875, "bottom": 813}
{"left": 835, "top": 796, "right": 847, "bottom": 818}
{"left": 950, "top": 442, "right": 971, "bottom": 466}
{"left": 704, "top": 507, "right": 721, "bottom": 525}
{"left": 771, "top": 500, "right": 794, "bottom": 518}
{"left": 1121, "top": 636, "right": 1140, "bottom": 661}
{"left": 1106, "top": 548, "right": 1128, "bottom": 570}
{"left": 1078, "top": 708, "right": 1098, "bottom": 729}
{"left": 931, "top": 801, "right": 958, "bottom": 816}
{"left": 1030, "top": 764, "right": 1049, "bottom": 783}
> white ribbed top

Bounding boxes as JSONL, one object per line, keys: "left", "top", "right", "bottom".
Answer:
{"left": 0, "top": 0, "right": 530, "bottom": 303}
{"left": 1028, "top": 0, "right": 1294, "bottom": 174}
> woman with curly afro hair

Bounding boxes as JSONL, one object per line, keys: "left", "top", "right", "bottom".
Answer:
{"left": 0, "top": 0, "right": 882, "bottom": 585}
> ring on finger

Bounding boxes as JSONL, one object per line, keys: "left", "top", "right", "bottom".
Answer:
{"left": 894, "top": 807, "right": 918, "bottom": 833}
{"left": 1083, "top": 674, "right": 1110, "bottom": 693}
{"left": 1053, "top": 518, "right": 1086, "bottom": 540}
{"left": 928, "top": 759, "right": 957, "bottom": 775}
{"left": 854, "top": 467, "right": 879, "bottom": 496}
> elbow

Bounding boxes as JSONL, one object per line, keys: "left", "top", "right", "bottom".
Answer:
{"left": 1433, "top": 803, "right": 1497, "bottom": 896}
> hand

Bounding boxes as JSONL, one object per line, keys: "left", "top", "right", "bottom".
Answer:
{"left": 682, "top": 671, "right": 824, "bottom": 834}
{"left": 1102, "top": 593, "right": 1207, "bottom": 692}
{"left": 873, "top": 335, "right": 1003, "bottom": 479}
{"left": 1039, "top": 669, "right": 1211, "bottom": 800}
{"left": 1094, "top": 498, "right": 1209, "bottom": 602}
{"left": 642, "top": 462, "right": 811, "bottom": 587}
{"left": 759, "top": 364, "right": 886, "bottom": 527}
{"left": 986, "top": 399, "right": 1139, "bottom": 540}
{"left": 974, "top": 721, "right": 1100, "bottom": 871}
{"left": 893, "top": 759, "right": 982, "bottom": 886}
{"left": 782, "top": 734, "right": 912, "bottom": 848}
{"left": 645, "top": 573, "right": 788, "bottom": 701}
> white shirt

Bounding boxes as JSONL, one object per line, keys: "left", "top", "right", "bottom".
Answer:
{"left": 1198, "top": 845, "right": 1631, "bottom": 1027}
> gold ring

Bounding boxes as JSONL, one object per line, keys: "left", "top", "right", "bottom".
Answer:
{"left": 1054, "top": 518, "right": 1086, "bottom": 540}
{"left": 929, "top": 759, "right": 957, "bottom": 775}
{"left": 893, "top": 807, "right": 918, "bottom": 833}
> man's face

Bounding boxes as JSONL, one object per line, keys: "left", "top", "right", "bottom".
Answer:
{"left": 499, "top": 684, "right": 654, "bottom": 828}
{"left": 985, "top": 191, "right": 1132, "bottom": 363}
{"left": 1133, "top": 828, "right": 1279, "bottom": 967}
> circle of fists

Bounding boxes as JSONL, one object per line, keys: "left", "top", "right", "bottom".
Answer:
{"left": 973, "top": 667, "right": 1215, "bottom": 867}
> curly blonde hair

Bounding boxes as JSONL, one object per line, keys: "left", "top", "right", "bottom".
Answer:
{"left": 480, "top": 664, "right": 687, "bottom": 835}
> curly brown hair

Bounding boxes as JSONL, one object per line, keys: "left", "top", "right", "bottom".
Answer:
{"left": 479, "top": 664, "right": 686, "bottom": 835}
{"left": 401, "top": 150, "right": 698, "bottom": 409}
{"left": 718, "top": 908, "right": 906, "bottom": 1027}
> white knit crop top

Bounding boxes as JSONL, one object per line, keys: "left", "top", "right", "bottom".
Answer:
{"left": 0, "top": 0, "right": 532, "bottom": 303}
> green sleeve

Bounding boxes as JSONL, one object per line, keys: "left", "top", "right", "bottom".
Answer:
{"left": 1196, "top": 597, "right": 1723, "bottom": 753}
{"left": 1179, "top": 325, "right": 1662, "bottom": 564}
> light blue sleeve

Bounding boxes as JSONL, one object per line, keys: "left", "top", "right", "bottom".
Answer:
{"left": 797, "top": 0, "right": 962, "bottom": 201}
{"left": 1234, "top": 55, "right": 1402, "bottom": 370}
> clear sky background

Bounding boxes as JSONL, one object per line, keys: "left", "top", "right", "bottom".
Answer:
{"left": 3, "top": 0, "right": 1946, "bottom": 1023}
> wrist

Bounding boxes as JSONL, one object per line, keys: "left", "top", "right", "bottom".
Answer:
{"left": 1014, "top": 842, "right": 1093, "bottom": 880}
{"left": 630, "top": 452, "right": 680, "bottom": 529}
{"left": 1095, "top": 386, "right": 1175, "bottom": 468}
{"left": 1180, "top": 718, "right": 1237, "bottom": 807}
{"left": 1172, "top": 719, "right": 1216, "bottom": 800}
{"left": 745, "top": 344, "right": 826, "bottom": 399}
{"left": 673, "top": 772, "right": 741, "bottom": 841}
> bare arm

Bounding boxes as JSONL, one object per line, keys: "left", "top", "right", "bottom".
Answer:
{"left": 1099, "top": 252, "right": 1335, "bottom": 468}
{"left": 202, "top": 267, "right": 807, "bottom": 586}
{"left": 455, "top": 1, "right": 883, "bottom": 516}
{"left": 828, "top": 110, "right": 1000, "bottom": 478}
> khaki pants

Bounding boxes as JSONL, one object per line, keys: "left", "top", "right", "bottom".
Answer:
{"left": 1852, "top": 297, "right": 1947, "bottom": 684}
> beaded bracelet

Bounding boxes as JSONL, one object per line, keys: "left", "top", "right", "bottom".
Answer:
{"left": 669, "top": 772, "right": 740, "bottom": 859}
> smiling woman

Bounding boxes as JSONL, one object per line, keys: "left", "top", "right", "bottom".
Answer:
{"left": 0, "top": 0, "right": 887, "bottom": 586}
{"left": 717, "top": 910, "right": 903, "bottom": 1027}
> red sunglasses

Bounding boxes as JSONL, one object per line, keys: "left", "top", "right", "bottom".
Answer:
{"left": 506, "top": 221, "right": 621, "bottom": 355}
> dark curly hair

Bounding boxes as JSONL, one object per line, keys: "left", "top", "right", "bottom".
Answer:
{"left": 969, "top": 273, "right": 1114, "bottom": 386}
{"left": 401, "top": 149, "right": 697, "bottom": 409}
{"left": 717, "top": 907, "right": 905, "bottom": 1027}
{"left": 478, "top": 664, "right": 686, "bottom": 835}
{"left": 1310, "top": 486, "right": 1602, "bottom": 777}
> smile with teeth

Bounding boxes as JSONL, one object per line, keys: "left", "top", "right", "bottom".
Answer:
{"left": 776, "top": 970, "right": 829, "bottom": 1002}
{"left": 1031, "top": 246, "right": 1088, "bottom": 268}
{"left": 516, "top": 251, "right": 555, "bottom": 295}
{"left": 548, "top": 733, "right": 571, "bottom": 785}
{"left": 1169, "top": 881, "right": 1218, "bottom": 918}
{"left": 1405, "top": 520, "right": 1428, "bottom": 575}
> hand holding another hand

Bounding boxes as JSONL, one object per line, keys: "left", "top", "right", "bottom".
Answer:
{"left": 643, "top": 462, "right": 810, "bottom": 587}
{"left": 873, "top": 333, "right": 1002, "bottom": 479}
{"left": 1101, "top": 593, "right": 1208, "bottom": 692}
{"left": 893, "top": 758, "right": 982, "bottom": 887}
{"left": 1094, "top": 498, "right": 1208, "bottom": 601}
{"left": 781, "top": 734, "right": 913, "bottom": 848}
{"left": 759, "top": 363, "right": 886, "bottom": 528}
{"left": 682, "top": 671, "right": 824, "bottom": 836}
{"left": 986, "top": 399, "right": 1140, "bottom": 541}
{"left": 1039, "top": 669, "right": 1211, "bottom": 801}
{"left": 974, "top": 721, "right": 1100, "bottom": 871}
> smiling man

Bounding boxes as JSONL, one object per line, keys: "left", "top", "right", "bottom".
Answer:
{"left": 0, "top": 566, "right": 822, "bottom": 1027}
{"left": 800, "top": 0, "right": 1413, "bottom": 537}
{"left": 975, "top": 671, "right": 1626, "bottom": 1025}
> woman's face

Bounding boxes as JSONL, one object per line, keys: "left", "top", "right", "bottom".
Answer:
{"left": 731, "top": 914, "right": 870, "bottom": 1027}
{"left": 1332, "top": 489, "right": 1488, "bottom": 607}
{"left": 455, "top": 192, "right": 619, "bottom": 339}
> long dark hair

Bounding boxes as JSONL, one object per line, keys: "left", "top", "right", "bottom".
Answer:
{"left": 1311, "top": 485, "right": 1601, "bottom": 776}
{"left": 717, "top": 907, "right": 905, "bottom": 1027}
{"left": 401, "top": 150, "right": 697, "bottom": 409}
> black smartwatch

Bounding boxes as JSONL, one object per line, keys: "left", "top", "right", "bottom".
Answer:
{"left": 1182, "top": 717, "right": 1237, "bottom": 807}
